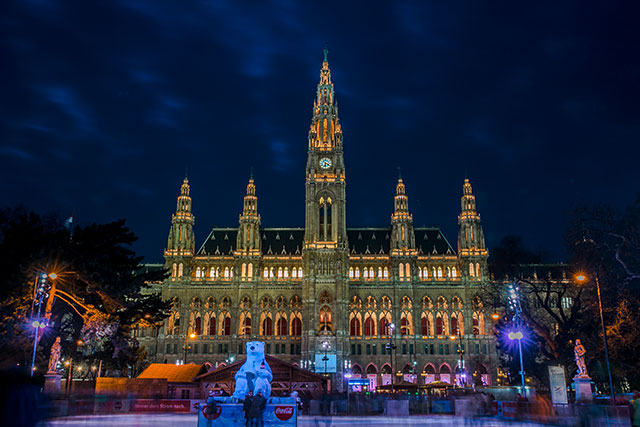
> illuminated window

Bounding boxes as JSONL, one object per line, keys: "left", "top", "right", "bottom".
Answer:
{"left": 437, "top": 267, "right": 443, "bottom": 278}
{"left": 178, "top": 263, "right": 184, "bottom": 277}
{"left": 172, "top": 263, "right": 177, "bottom": 277}
{"left": 284, "top": 267, "right": 289, "bottom": 278}
{"left": 378, "top": 267, "right": 383, "bottom": 278}
{"left": 432, "top": 267, "right": 436, "bottom": 278}
{"left": 248, "top": 263, "right": 253, "bottom": 279}
{"left": 364, "top": 313, "right": 376, "bottom": 337}
{"left": 405, "top": 263, "right": 410, "bottom": 279}
{"left": 369, "top": 267, "right": 374, "bottom": 278}
{"left": 290, "top": 313, "right": 302, "bottom": 336}
{"left": 475, "top": 263, "right": 480, "bottom": 278}
{"left": 399, "top": 263, "right": 404, "bottom": 278}
{"left": 384, "top": 267, "right": 389, "bottom": 278}
{"left": 469, "top": 263, "right": 475, "bottom": 277}
{"left": 355, "top": 268, "right": 360, "bottom": 278}
{"left": 224, "top": 267, "right": 230, "bottom": 278}
{"left": 209, "top": 267, "right": 215, "bottom": 278}
{"left": 418, "top": 268, "right": 423, "bottom": 279}
{"left": 298, "top": 267, "right": 303, "bottom": 278}
{"left": 269, "top": 267, "right": 274, "bottom": 278}
{"left": 350, "top": 315, "right": 361, "bottom": 336}
{"left": 263, "top": 268, "right": 268, "bottom": 278}
{"left": 278, "top": 267, "right": 283, "bottom": 278}
{"left": 319, "top": 306, "right": 332, "bottom": 331}
{"left": 276, "top": 312, "right": 288, "bottom": 336}
{"left": 446, "top": 266, "right": 451, "bottom": 278}
{"left": 241, "top": 263, "right": 246, "bottom": 278}
{"left": 452, "top": 267, "right": 457, "bottom": 278}
{"left": 261, "top": 314, "right": 273, "bottom": 336}
{"left": 363, "top": 267, "right": 369, "bottom": 279}
{"left": 349, "top": 267, "right": 354, "bottom": 278}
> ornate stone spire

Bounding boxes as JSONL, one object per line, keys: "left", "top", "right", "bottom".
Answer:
{"left": 457, "top": 178, "right": 488, "bottom": 280}
{"left": 165, "top": 177, "right": 195, "bottom": 278}
{"left": 237, "top": 173, "right": 261, "bottom": 254}
{"left": 308, "top": 50, "right": 342, "bottom": 151}
{"left": 391, "top": 175, "right": 415, "bottom": 253}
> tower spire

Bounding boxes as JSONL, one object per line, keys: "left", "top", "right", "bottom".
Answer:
{"left": 308, "top": 49, "right": 342, "bottom": 151}
{"left": 237, "top": 175, "right": 261, "bottom": 254}
{"left": 457, "top": 178, "right": 488, "bottom": 280}
{"left": 390, "top": 175, "right": 415, "bottom": 253}
{"left": 165, "top": 176, "right": 195, "bottom": 279}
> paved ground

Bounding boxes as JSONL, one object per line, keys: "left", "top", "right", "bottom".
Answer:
{"left": 43, "top": 413, "right": 549, "bottom": 426}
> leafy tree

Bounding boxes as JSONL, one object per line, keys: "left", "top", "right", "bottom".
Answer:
{"left": 0, "top": 207, "right": 169, "bottom": 376}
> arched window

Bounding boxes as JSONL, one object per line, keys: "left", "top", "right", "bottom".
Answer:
{"left": 369, "top": 267, "right": 374, "bottom": 278}
{"left": 263, "top": 268, "right": 268, "bottom": 278}
{"left": 419, "top": 268, "right": 423, "bottom": 279}
{"left": 436, "top": 315, "right": 443, "bottom": 336}
{"left": 277, "top": 267, "right": 283, "bottom": 278}
{"left": 364, "top": 313, "right": 376, "bottom": 337}
{"left": 421, "top": 315, "right": 430, "bottom": 336}
{"left": 224, "top": 267, "right": 230, "bottom": 278}
{"left": 178, "top": 263, "right": 184, "bottom": 277}
{"left": 384, "top": 267, "right": 389, "bottom": 278}
{"left": 290, "top": 313, "right": 302, "bottom": 336}
{"left": 219, "top": 312, "right": 231, "bottom": 336}
{"left": 379, "top": 311, "right": 392, "bottom": 336}
{"left": 475, "top": 263, "right": 480, "bottom": 278}
{"left": 432, "top": 266, "right": 436, "bottom": 278}
{"left": 290, "top": 295, "right": 302, "bottom": 309}
{"left": 239, "top": 312, "right": 251, "bottom": 335}
{"left": 270, "top": 267, "right": 275, "bottom": 278}
{"left": 319, "top": 306, "right": 332, "bottom": 331}
{"left": 405, "top": 263, "right": 410, "bottom": 279}
{"left": 261, "top": 315, "right": 273, "bottom": 336}
{"left": 349, "top": 267, "right": 354, "bottom": 278}
{"left": 363, "top": 267, "right": 369, "bottom": 279}
{"left": 172, "top": 263, "right": 177, "bottom": 277}
{"left": 350, "top": 315, "right": 361, "bottom": 336}
{"left": 399, "top": 263, "right": 404, "bottom": 278}
{"left": 284, "top": 267, "right": 289, "bottom": 278}
{"left": 400, "top": 313, "right": 412, "bottom": 336}
{"left": 276, "top": 312, "right": 288, "bottom": 336}
{"left": 168, "top": 311, "right": 180, "bottom": 335}
{"left": 437, "top": 267, "right": 443, "bottom": 278}
{"left": 196, "top": 267, "right": 202, "bottom": 278}
{"left": 473, "top": 312, "right": 485, "bottom": 335}
{"left": 469, "top": 263, "right": 475, "bottom": 277}
{"left": 209, "top": 267, "right": 215, "bottom": 278}
{"left": 378, "top": 266, "right": 383, "bottom": 278}
{"left": 241, "top": 263, "right": 246, "bottom": 278}
{"left": 355, "top": 268, "right": 360, "bottom": 278}
{"left": 248, "top": 263, "right": 253, "bottom": 279}
{"left": 446, "top": 266, "right": 451, "bottom": 278}
{"left": 451, "top": 315, "right": 458, "bottom": 336}
{"left": 452, "top": 267, "right": 457, "bottom": 278}
{"left": 204, "top": 311, "right": 216, "bottom": 336}
{"left": 297, "top": 267, "right": 303, "bottom": 278}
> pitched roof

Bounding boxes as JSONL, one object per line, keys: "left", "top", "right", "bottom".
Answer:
{"left": 137, "top": 363, "right": 206, "bottom": 383}
{"left": 194, "top": 355, "right": 327, "bottom": 384}
{"left": 197, "top": 227, "right": 455, "bottom": 256}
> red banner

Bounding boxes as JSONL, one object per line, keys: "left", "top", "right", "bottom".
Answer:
{"left": 130, "top": 399, "right": 191, "bottom": 413}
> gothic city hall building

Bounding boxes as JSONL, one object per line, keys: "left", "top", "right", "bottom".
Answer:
{"left": 141, "top": 53, "right": 497, "bottom": 390}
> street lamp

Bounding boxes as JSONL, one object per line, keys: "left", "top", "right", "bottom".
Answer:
{"left": 321, "top": 341, "right": 330, "bottom": 374}
{"left": 576, "top": 272, "right": 615, "bottom": 404}
{"left": 385, "top": 322, "right": 396, "bottom": 391}
{"left": 508, "top": 330, "right": 526, "bottom": 397}
{"left": 183, "top": 332, "right": 196, "bottom": 363}
{"left": 450, "top": 331, "right": 466, "bottom": 387}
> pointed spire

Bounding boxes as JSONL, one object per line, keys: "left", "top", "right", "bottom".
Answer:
{"left": 457, "top": 177, "right": 486, "bottom": 256}
{"left": 397, "top": 166, "right": 402, "bottom": 180}
{"left": 309, "top": 49, "right": 342, "bottom": 150}
{"left": 238, "top": 175, "right": 261, "bottom": 254}
{"left": 391, "top": 176, "right": 414, "bottom": 252}
{"left": 461, "top": 178, "right": 476, "bottom": 213}
{"left": 323, "top": 47, "right": 329, "bottom": 63}
{"left": 166, "top": 176, "right": 195, "bottom": 260}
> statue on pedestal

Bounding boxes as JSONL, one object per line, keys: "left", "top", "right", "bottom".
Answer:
{"left": 574, "top": 339, "right": 588, "bottom": 377}
{"left": 47, "top": 337, "right": 62, "bottom": 373}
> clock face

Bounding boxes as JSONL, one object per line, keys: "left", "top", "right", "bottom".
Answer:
{"left": 319, "top": 158, "right": 332, "bottom": 169}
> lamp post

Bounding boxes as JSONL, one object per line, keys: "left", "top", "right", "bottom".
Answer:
{"left": 385, "top": 322, "right": 396, "bottom": 391}
{"left": 450, "top": 331, "right": 466, "bottom": 387}
{"left": 508, "top": 331, "right": 526, "bottom": 396}
{"left": 576, "top": 273, "right": 615, "bottom": 404}
{"left": 507, "top": 281, "right": 527, "bottom": 398}
{"left": 321, "top": 340, "right": 330, "bottom": 374}
{"left": 183, "top": 332, "right": 196, "bottom": 363}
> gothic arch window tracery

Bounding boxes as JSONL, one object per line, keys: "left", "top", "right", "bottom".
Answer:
{"left": 275, "top": 311, "right": 288, "bottom": 336}
{"left": 239, "top": 311, "right": 251, "bottom": 335}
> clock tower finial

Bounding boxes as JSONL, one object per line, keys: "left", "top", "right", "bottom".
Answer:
{"left": 323, "top": 47, "right": 328, "bottom": 63}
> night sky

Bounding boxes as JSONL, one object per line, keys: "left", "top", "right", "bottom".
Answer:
{"left": 2, "top": 1, "right": 639, "bottom": 263}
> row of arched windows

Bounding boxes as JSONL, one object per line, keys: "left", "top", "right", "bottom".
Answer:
{"left": 193, "top": 265, "right": 304, "bottom": 280}
{"left": 348, "top": 264, "right": 462, "bottom": 281}
{"left": 348, "top": 295, "right": 487, "bottom": 338}
{"left": 167, "top": 295, "right": 304, "bottom": 338}
{"left": 418, "top": 266, "right": 458, "bottom": 279}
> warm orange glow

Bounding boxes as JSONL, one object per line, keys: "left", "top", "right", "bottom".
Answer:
{"left": 491, "top": 312, "right": 500, "bottom": 321}
{"left": 575, "top": 273, "right": 587, "bottom": 282}
{"left": 189, "top": 333, "right": 196, "bottom": 339}
{"left": 48, "top": 272, "right": 58, "bottom": 280}
{"left": 449, "top": 335, "right": 456, "bottom": 341}
{"left": 77, "top": 340, "right": 83, "bottom": 346}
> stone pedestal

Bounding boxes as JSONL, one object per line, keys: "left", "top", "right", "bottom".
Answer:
{"left": 44, "top": 373, "right": 62, "bottom": 395}
{"left": 573, "top": 375, "right": 593, "bottom": 402}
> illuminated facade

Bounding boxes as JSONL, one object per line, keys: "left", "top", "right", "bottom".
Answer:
{"left": 141, "top": 52, "right": 498, "bottom": 389}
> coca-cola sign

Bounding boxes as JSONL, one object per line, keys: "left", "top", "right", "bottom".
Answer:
{"left": 202, "top": 404, "right": 222, "bottom": 420}
{"left": 274, "top": 405, "right": 294, "bottom": 421}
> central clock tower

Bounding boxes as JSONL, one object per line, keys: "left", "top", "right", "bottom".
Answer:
{"left": 302, "top": 50, "right": 349, "bottom": 387}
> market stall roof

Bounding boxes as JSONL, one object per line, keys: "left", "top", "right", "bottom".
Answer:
{"left": 138, "top": 363, "right": 206, "bottom": 383}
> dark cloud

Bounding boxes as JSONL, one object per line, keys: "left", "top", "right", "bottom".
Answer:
{"left": 1, "top": 0, "right": 639, "bottom": 262}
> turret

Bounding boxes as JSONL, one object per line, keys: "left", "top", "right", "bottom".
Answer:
{"left": 236, "top": 172, "right": 261, "bottom": 255}
{"left": 390, "top": 172, "right": 415, "bottom": 254}
{"left": 457, "top": 178, "right": 488, "bottom": 280}
{"left": 165, "top": 176, "right": 195, "bottom": 279}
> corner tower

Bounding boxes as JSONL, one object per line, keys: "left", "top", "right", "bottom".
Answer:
{"left": 165, "top": 176, "right": 195, "bottom": 280}
{"left": 457, "top": 178, "right": 488, "bottom": 281}
{"left": 236, "top": 173, "right": 261, "bottom": 255}
{"left": 390, "top": 173, "right": 416, "bottom": 254}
